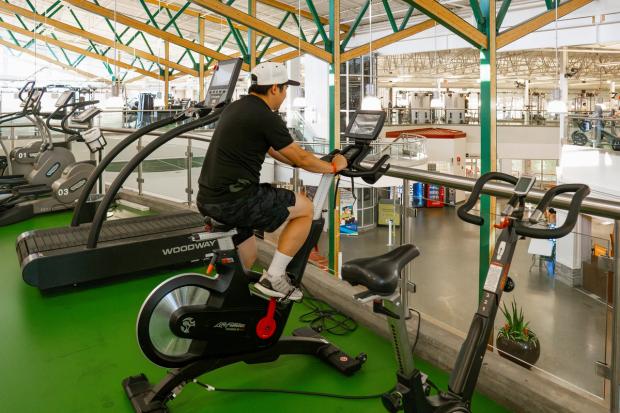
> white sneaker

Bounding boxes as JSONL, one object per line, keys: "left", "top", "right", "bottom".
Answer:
{"left": 254, "top": 271, "right": 303, "bottom": 301}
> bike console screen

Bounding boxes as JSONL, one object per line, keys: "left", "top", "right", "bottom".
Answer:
{"left": 322, "top": 110, "right": 389, "bottom": 184}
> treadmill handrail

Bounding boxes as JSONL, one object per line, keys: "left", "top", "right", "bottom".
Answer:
{"left": 70, "top": 115, "right": 189, "bottom": 227}
{"left": 85, "top": 108, "right": 224, "bottom": 248}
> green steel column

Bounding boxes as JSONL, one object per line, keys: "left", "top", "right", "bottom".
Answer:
{"left": 248, "top": 0, "right": 257, "bottom": 69}
{"left": 478, "top": 0, "right": 497, "bottom": 300}
{"left": 328, "top": 0, "right": 340, "bottom": 274}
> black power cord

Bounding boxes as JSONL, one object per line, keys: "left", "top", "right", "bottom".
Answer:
{"left": 297, "top": 287, "right": 358, "bottom": 335}
{"left": 193, "top": 380, "right": 385, "bottom": 400}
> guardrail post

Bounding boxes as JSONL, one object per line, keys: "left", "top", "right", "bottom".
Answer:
{"left": 137, "top": 137, "right": 144, "bottom": 196}
{"left": 611, "top": 220, "right": 620, "bottom": 412}
{"left": 400, "top": 179, "right": 412, "bottom": 314}
{"left": 186, "top": 137, "right": 193, "bottom": 206}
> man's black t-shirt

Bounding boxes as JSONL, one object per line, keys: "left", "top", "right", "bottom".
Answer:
{"left": 197, "top": 94, "right": 293, "bottom": 203}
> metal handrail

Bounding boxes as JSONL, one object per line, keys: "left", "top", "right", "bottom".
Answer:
{"left": 372, "top": 164, "right": 620, "bottom": 221}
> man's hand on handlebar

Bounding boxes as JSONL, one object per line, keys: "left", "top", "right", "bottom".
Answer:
{"left": 331, "top": 154, "right": 348, "bottom": 173}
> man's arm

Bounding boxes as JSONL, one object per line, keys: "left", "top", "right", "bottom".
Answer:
{"left": 277, "top": 142, "right": 347, "bottom": 174}
{"left": 268, "top": 147, "right": 295, "bottom": 166}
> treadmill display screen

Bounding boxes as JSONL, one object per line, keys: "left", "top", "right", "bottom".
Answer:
{"left": 345, "top": 111, "right": 385, "bottom": 141}
{"left": 210, "top": 61, "right": 237, "bottom": 89}
{"left": 55, "top": 91, "right": 73, "bottom": 107}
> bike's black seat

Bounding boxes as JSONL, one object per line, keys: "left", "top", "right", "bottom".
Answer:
{"left": 204, "top": 216, "right": 235, "bottom": 232}
{"left": 342, "top": 244, "right": 420, "bottom": 295}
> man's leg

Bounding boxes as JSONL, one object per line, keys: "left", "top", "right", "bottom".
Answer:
{"left": 257, "top": 192, "right": 313, "bottom": 301}
{"left": 276, "top": 192, "right": 313, "bottom": 256}
{"left": 236, "top": 235, "right": 257, "bottom": 270}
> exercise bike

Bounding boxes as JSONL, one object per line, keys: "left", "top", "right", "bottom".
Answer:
{"left": 122, "top": 110, "right": 390, "bottom": 412}
{"left": 341, "top": 172, "right": 590, "bottom": 412}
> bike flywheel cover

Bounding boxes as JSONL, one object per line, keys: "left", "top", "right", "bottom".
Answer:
{"left": 136, "top": 273, "right": 211, "bottom": 368}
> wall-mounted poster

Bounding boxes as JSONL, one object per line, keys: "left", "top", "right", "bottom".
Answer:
{"left": 340, "top": 189, "right": 358, "bottom": 235}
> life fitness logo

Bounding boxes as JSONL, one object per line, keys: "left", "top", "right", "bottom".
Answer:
{"left": 45, "top": 162, "right": 61, "bottom": 177}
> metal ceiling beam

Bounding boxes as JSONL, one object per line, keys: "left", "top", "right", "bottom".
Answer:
{"left": 496, "top": 0, "right": 594, "bottom": 49}
{"left": 0, "top": 37, "right": 101, "bottom": 80}
{"left": 189, "top": 0, "right": 332, "bottom": 62}
{"left": 340, "top": 19, "right": 435, "bottom": 62}
{"left": 0, "top": 19, "right": 164, "bottom": 80}
{"left": 0, "top": 2, "right": 198, "bottom": 76}
{"left": 400, "top": 0, "right": 486, "bottom": 48}
{"left": 64, "top": 0, "right": 250, "bottom": 71}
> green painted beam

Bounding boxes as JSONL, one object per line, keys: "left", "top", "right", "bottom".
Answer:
{"left": 227, "top": 18, "right": 248, "bottom": 60}
{"left": 382, "top": 0, "right": 399, "bottom": 33}
{"left": 206, "top": 31, "right": 233, "bottom": 69}
{"left": 340, "top": 0, "right": 369, "bottom": 51}
{"left": 479, "top": 0, "right": 495, "bottom": 300}
{"left": 399, "top": 5, "right": 415, "bottom": 31}
{"left": 139, "top": 0, "right": 161, "bottom": 29}
{"left": 306, "top": 0, "right": 330, "bottom": 50}
{"left": 544, "top": 0, "right": 557, "bottom": 10}
{"left": 469, "top": 0, "right": 485, "bottom": 27}
{"left": 259, "top": 12, "right": 291, "bottom": 61}
{"left": 68, "top": 8, "right": 112, "bottom": 73}
{"left": 45, "top": 43, "right": 60, "bottom": 61}
{"left": 164, "top": 8, "right": 196, "bottom": 66}
{"left": 496, "top": 0, "right": 512, "bottom": 32}
{"left": 0, "top": 15, "right": 21, "bottom": 47}
{"left": 50, "top": 33, "right": 74, "bottom": 65}
{"left": 290, "top": 12, "right": 307, "bottom": 42}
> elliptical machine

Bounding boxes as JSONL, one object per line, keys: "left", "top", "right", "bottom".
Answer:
{"left": 122, "top": 110, "right": 390, "bottom": 413}
{"left": 341, "top": 172, "right": 590, "bottom": 412}
{"left": 0, "top": 96, "right": 105, "bottom": 225}
{"left": 0, "top": 83, "right": 45, "bottom": 184}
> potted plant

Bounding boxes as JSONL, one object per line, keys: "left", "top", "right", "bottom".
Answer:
{"left": 496, "top": 299, "right": 540, "bottom": 369}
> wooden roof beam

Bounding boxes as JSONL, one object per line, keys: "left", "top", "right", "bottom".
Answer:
{"left": 64, "top": 0, "right": 250, "bottom": 71}
{"left": 497, "top": 0, "right": 593, "bottom": 49}
{"left": 0, "top": 2, "right": 198, "bottom": 76}
{"left": 0, "top": 20, "right": 164, "bottom": 80}
{"left": 189, "top": 0, "right": 332, "bottom": 62}
{"left": 400, "top": 0, "right": 486, "bottom": 48}
{"left": 340, "top": 19, "right": 436, "bottom": 62}
{"left": 0, "top": 37, "right": 102, "bottom": 80}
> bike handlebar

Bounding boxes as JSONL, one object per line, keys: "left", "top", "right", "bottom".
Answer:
{"left": 457, "top": 172, "right": 518, "bottom": 226}
{"left": 47, "top": 100, "right": 100, "bottom": 137}
{"left": 515, "top": 184, "right": 590, "bottom": 239}
{"left": 320, "top": 147, "right": 390, "bottom": 184}
{"left": 18, "top": 81, "right": 35, "bottom": 102}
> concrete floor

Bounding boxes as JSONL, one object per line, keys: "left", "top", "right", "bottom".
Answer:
{"left": 331, "top": 207, "right": 608, "bottom": 397}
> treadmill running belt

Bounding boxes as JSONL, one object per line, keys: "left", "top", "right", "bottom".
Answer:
{"left": 25, "top": 212, "right": 205, "bottom": 254}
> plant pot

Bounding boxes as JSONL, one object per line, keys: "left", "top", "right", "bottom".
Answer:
{"left": 496, "top": 335, "right": 541, "bottom": 369}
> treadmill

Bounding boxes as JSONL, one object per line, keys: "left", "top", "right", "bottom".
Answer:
{"left": 17, "top": 58, "right": 242, "bottom": 291}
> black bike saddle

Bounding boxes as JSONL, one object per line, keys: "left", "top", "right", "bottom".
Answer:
{"left": 342, "top": 244, "right": 420, "bottom": 295}
{"left": 204, "top": 216, "right": 235, "bottom": 232}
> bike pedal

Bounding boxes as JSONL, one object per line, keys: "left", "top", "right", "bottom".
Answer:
{"left": 248, "top": 283, "right": 291, "bottom": 304}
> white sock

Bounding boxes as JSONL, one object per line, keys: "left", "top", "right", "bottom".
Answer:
{"left": 267, "top": 250, "right": 293, "bottom": 279}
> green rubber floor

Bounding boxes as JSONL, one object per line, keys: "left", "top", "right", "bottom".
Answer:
{"left": 0, "top": 212, "right": 511, "bottom": 413}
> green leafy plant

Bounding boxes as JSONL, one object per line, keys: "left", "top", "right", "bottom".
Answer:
{"left": 497, "top": 299, "right": 538, "bottom": 344}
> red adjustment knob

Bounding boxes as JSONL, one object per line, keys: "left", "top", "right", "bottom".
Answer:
{"left": 494, "top": 217, "right": 510, "bottom": 230}
{"left": 256, "top": 298, "right": 277, "bottom": 339}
